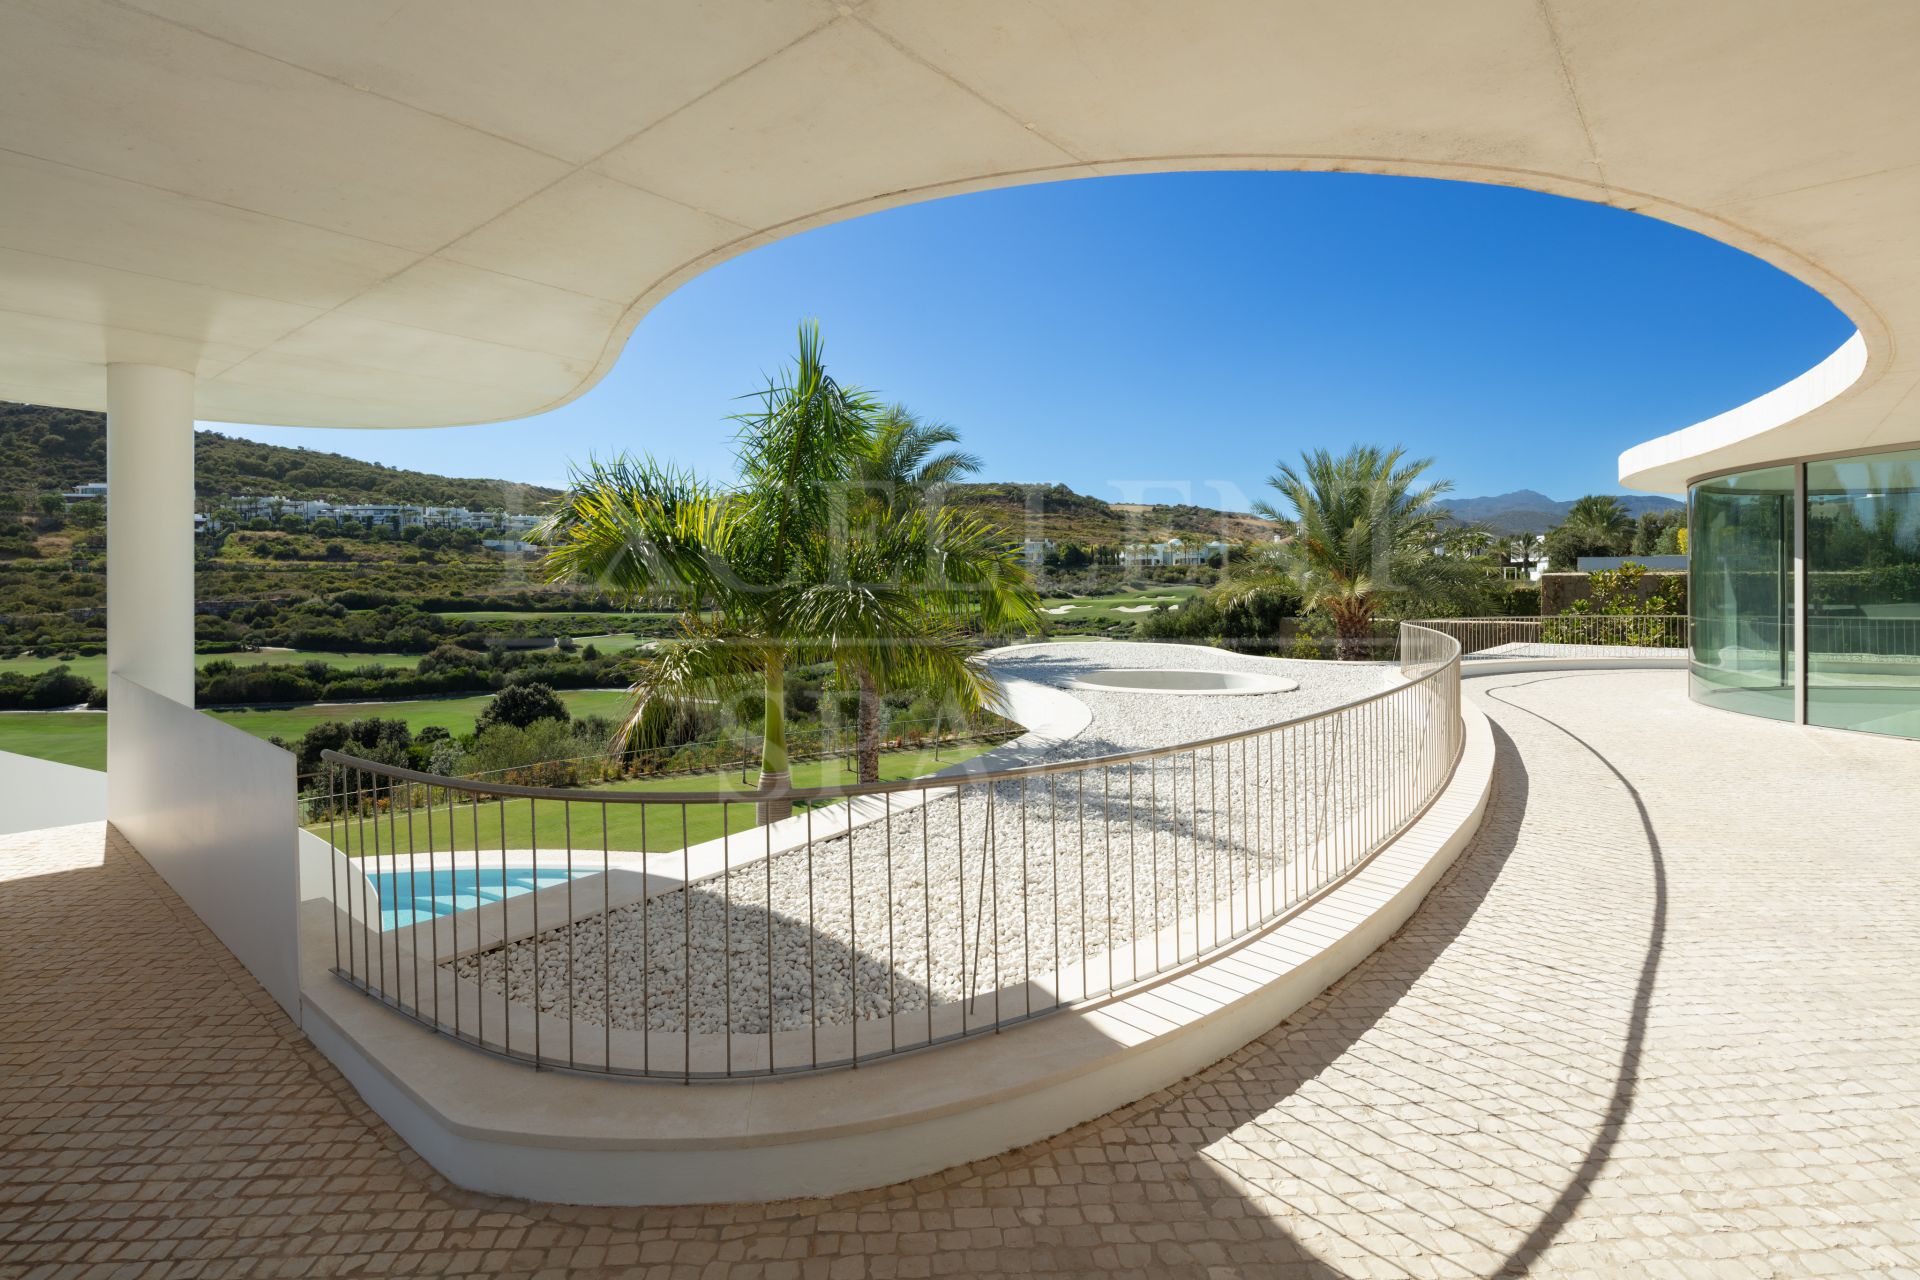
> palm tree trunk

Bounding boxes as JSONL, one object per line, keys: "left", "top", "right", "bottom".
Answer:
{"left": 1334, "top": 610, "right": 1374, "bottom": 661}
{"left": 757, "top": 654, "right": 792, "bottom": 826}
{"left": 855, "top": 664, "right": 883, "bottom": 785}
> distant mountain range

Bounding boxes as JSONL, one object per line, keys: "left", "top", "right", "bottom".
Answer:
{"left": 1439, "top": 489, "right": 1684, "bottom": 534}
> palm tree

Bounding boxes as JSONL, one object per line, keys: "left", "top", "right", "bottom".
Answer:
{"left": 538, "top": 323, "right": 871, "bottom": 820}
{"left": 537, "top": 322, "right": 1039, "bottom": 816}
{"left": 858, "top": 406, "right": 982, "bottom": 506}
{"left": 1567, "top": 493, "right": 1631, "bottom": 531}
{"left": 841, "top": 404, "right": 1038, "bottom": 782}
{"left": 796, "top": 495, "right": 1039, "bottom": 783}
{"left": 1507, "top": 531, "right": 1544, "bottom": 574}
{"left": 1253, "top": 445, "right": 1480, "bottom": 659}
{"left": 1545, "top": 494, "right": 1632, "bottom": 568}
{"left": 1440, "top": 524, "right": 1498, "bottom": 561}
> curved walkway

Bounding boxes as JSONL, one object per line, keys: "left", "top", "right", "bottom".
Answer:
{"left": 4, "top": 670, "right": 1918, "bottom": 1277}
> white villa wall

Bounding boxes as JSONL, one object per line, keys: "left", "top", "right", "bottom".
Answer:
{"left": 0, "top": 749, "right": 107, "bottom": 835}
{"left": 107, "top": 676, "right": 302, "bottom": 1020}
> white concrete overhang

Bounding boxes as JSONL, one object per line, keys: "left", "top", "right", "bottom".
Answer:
{"left": 0, "top": 0, "right": 1917, "bottom": 461}
{"left": 1617, "top": 333, "right": 1871, "bottom": 492}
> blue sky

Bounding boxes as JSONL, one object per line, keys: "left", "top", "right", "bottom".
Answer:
{"left": 204, "top": 171, "right": 1856, "bottom": 506}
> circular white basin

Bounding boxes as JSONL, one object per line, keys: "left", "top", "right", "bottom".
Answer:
{"left": 1069, "top": 668, "right": 1300, "bottom": 696}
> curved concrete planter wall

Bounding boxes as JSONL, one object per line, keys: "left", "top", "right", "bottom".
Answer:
{"left": 296, "top": 698, "right": 1495, "bottom": 1206}
{"left": 1460, "top": 653, "right": 1688, "bottom": 678}
{"left": 1069, "top": 668, "right": 1300, "bottom": 695}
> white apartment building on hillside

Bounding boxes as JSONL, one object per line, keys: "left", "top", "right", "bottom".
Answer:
{"left": 1119, "top": 537, "right": 1229, "bottom": 568}
{"left": 220, "top": 494, "right": 541, "bottom": 534}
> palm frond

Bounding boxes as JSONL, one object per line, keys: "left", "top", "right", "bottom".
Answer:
{"left": 730, "top": 320, "right": 879, "bottom": 575}
{"left": 613, "top": 620, "right": 769, "bottom": 751}
{"left": 859, "top": 404, "right": 983, "bottom": 514}
{"left": 536, "top": 455, "right": 728, "bottom": 606}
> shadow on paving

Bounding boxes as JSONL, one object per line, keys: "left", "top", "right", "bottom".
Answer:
{"left": 0, "top": 683, "right": 1669, "bottom": 1277}
{"left": 1146, "top": 719, "right": 1537, "bottom": 1277}
{"left": 1154, "top": 681, "right": 1667, "bottom": 1278}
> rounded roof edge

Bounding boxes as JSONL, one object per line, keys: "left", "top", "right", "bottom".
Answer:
{"left": 1618, "top": 333, "right": 1869, "bottom": 493}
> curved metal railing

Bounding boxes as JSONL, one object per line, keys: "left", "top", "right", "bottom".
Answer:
{"left": 1410, "top": 614, "right": 1688, "bottom": 655}
{"left": 314, "top": 623, "right": 1463, "bottom": 1080}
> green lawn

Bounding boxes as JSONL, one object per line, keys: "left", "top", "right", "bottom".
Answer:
{"left": 212, "top": 688, "right": 636, "bottom": 741}
{"left": 310, "top": 742, "right": 996, "bottom": 856}
{"left": 0, "top": 647, "right": 420, "bottom": 686}
{"left": 0, "top": 688, "right": 636, "bottom": 772}
{"left": 1040, "top": 586, "right": 1199, "bottom": 615}
{"left": 430, "top": 609, "right": 670, "bottom": 627}
{"left": 0, "top": 713, "right": 110, "bottom": 768}
{"left": 1039, "top": 585, "right": 1200, "bottom": 632}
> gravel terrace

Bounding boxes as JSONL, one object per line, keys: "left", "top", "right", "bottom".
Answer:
{"left": 453, "top": 643, "right": 1419, "bottom": 1036}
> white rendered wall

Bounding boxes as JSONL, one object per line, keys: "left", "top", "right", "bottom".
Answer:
{"left": 106, "top": 364, "right": 195, "bottom": 705}
{"left": 107, "top": 676, "right": 301, "bottom": 1020}
{"left": 0, "top": 750, "right": 106, "bottom": 835}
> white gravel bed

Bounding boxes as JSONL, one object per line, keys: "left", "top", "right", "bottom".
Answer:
{"left": 454, "top": 643, "right": 1428, "bottom": 1035}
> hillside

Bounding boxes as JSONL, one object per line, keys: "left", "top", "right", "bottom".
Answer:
{"left": 7, "top": 401, "right": 1691, "bottom": 546}
{"left": 1440, "top": 488, "right": 1685, "bottom": 534}
{"left": 1, "top": 404, "right": 1275, "bottom": 542}
{"left": 945, "top": 482, "right": 1280, "bottom": 547}
{"left": 0, "top": 402, "right": 559, "bottom": 511}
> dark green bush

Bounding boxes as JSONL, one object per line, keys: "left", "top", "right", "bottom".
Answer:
{"left": 0, "top": 664, "right": 94, "bottom": 709}
{"left": 476, "top": 681, "right": 568, "bottom": 732}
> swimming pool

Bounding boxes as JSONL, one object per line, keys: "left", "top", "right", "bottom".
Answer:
{"left": 369, "top": 865, "right": 602, "bottom": 930}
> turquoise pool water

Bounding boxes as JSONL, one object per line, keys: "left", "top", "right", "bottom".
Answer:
{"left": 370, "top": 865, "right": 601, "bottom": 930}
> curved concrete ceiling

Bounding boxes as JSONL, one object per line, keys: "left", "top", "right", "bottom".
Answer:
{"left": 1, "top": 0, "right": 1916, "bottom": 486}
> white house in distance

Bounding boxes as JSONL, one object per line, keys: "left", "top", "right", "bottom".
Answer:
{"left": 1119, "top": 537, "right": 1229, "bottom": 568}
{"left": 1018, "top": 537, "right": 1054, "bottom": 566}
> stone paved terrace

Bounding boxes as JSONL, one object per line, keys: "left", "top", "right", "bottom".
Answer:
{"left": 4, "top": 669, "right": 1918, "bottom": 1279}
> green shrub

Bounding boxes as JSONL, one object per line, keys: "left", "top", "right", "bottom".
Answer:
{"left": 1287, "top": 630, "right": 1324, "bottom": 661}
{"left": 0, "top": 664, "right": 95, "bottom": 709}
{"left": 1287, "top": 611, "right": 1333, "bottom": 661}
{"left": 475, "top": 680, "right": 568, "bottom": 732}
{"left": 1554, "top": 563, "right": 1686, "bottom": 645}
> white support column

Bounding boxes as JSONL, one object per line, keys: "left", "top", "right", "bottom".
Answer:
{"left": 1793, "top": 462, "right": 1808, "bottom": 724}
{"left": 106, "top": 364, "right": 196, "bottom": 705}
{"left": 101, "top": 366, "right": 301, "bottom": 1016}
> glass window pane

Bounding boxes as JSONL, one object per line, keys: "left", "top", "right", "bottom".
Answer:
{"left": 1690, "top": 465, "right": 1796, "bottom": 722}
{"left": 1806, "top": 446, "right": 1920, "bottom": 739}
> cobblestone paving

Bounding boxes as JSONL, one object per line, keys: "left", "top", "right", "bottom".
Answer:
{"left": 4, "top": 670, "right": 1918, "bottom": 1278}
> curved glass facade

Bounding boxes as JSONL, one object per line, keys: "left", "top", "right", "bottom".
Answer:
{"left": 1807, "top": 447, "right": 1920, "bottom": 737}
{"left": 1690, "top": 446, "right": 1920, "bottom": 739}
{"left": 1690, "top": 465, "right": 1797, "bottom": 721}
